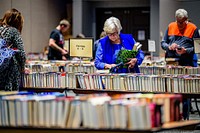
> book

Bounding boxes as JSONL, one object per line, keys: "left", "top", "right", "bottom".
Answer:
{"left": 152, "top": 94, "right": 182, "bottom": 123}
{"left": 55, "top": 96, "right": 74, "bottom": 128}
{"left": 96, "top": 69, "right": 110, "bottom": 74}
{"left": 66, "top": 100, "right": 81, "bottom": 128}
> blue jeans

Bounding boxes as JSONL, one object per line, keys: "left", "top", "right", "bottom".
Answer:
{"left": 183, "top": 98, "right": 190, "bottom": 120}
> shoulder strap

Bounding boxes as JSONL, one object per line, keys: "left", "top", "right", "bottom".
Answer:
{"left": 0, "top": 27, "right": 9, "bottom": 38}
{"left": 0, "top": 27, "right": 12, "bottom": 48}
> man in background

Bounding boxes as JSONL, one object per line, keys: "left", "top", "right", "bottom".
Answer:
{"left": 161, "top": 9, "right": 200, "bottom": 120}
{"left": 48, "top": 19, "right": 70, "bottom": 60}
{"left": 93, "top": 31, "right": 106, "bottom": 59}
{"left": 161, "top": 9, "right": 200, "bottom": 66}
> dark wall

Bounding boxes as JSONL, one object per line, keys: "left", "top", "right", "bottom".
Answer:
{"left": 96, "top": 7, "right": 150, "bottom": 51}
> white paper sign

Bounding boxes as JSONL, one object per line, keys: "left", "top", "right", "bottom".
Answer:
{"left": 138, "top": 30, "right": 145, "bottom": 40}
{"left": 69, "top": 38, "right": 93, "bottom": 58}
{"left": 148, "top": 40, "right": 156, "bottom": 52}
{"left": 194, "top": 38, "right": 200, "bottom": 53}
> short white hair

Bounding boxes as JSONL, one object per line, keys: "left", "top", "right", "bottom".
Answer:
{"left": 59, "top": 19, "right": 70, "bottom": 26}
{"left": 103, "top": 17, "right": 122, "bottom": 34}
{"left": 175, "top": 9, "right": 188, "bottom": 19}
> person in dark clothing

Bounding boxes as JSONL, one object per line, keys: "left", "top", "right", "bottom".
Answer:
{"left": 48, "top": 19, "right": 70, "bottom": 60}
{"left": 0, "top": 8, "right": 29, "bottom": 91}
{"left": 161, "top": 9, "right": 200, "bottom": 66}
{"left": 161, "top": 9, "right": 200, "bottom": 120}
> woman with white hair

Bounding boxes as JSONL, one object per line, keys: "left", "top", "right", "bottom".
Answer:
{"left": 94, "top": 16, "right": 144, "bottom": 73}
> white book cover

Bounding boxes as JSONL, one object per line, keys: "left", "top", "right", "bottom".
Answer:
{"left": 35, "top": 95, "right": 56, "bottom": 127}
{"left": 81, "top": 101, "right": 90, "bottom": 128}
{"left": 60, "top": 99, "right": 71, "bottom": 128}
{"left": 0, "top": 101, "right": 2, "bottom": 126}
{"left": 15, "top": 100, "right": 22, "bottom": 126}
{"left": 127, "top": 103, "right": 138, "bottom": 129}
{"left": 21, "top": 101, "right": 28, "bottom": 126}
{"left": 89, "top": 74, "right": 95, "bottom": 89}
{"left": 102, "top": 102, "right": 110, "bottom": 128}
{"left": 50, "top": 100, "right": 56, "bottom": 127}
{"left": 88, "top": 95, "right": 111, "bottom": 128}
{"left": 44, "top": 101, "right": 51, "bottom": 127}
{"left": 66, "top": 101, "right": 78, "bottom": 128}
{"left": 8, "top": 100, "right": 16, "bottom": 126}
{"left": 56, "top": 100, "right": 63, "bottom": 127}
{"left": 3, "top": 100, "right": 9, "bottom": 126}
{"left": 38, "top": 101, "right": 44, "bottom": 126}
{"left": 71, "top": 103, "right": 81, "bottom": 128}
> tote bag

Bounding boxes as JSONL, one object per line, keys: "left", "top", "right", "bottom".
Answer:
{"left": 0, "top": 27, "right": 17, "bottom": 73}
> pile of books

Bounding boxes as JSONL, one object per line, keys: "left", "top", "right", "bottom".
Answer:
{"left": 76, "top": 73, "right": 200, "bottom": 93}
{"left": 0, "top": 92, "right": 182, "bottom": 129}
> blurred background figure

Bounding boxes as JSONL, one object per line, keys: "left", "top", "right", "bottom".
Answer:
{"left": 76, "top": 33, "right": 85, "bottom": 38}
{"left": 48, "top": 19, "right": 70, "bottom": 60}
{"left": 93, "top": 31, "right": 106, "bottom": 59}
{"left": 0, "top": 8, "right": 27, "bottom": 91}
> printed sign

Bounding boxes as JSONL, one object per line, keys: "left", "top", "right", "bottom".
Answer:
{"left": 69, "top": 38, "right": 93, "bottom": 58}
{"left": 194, "top": 38, "right": 200, "bottom": 53}
{"left": 148, "top": 40, "right": 156, "bottom": 52}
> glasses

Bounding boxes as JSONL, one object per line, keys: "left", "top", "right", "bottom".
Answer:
{"left": 62, "top": 24, "right": 68, "bottom": 28}
{"left": 177, "top": 20, "right": 187, "bottom": 25}
{"left": 107, "top": 32, "right": 118, "bottom": 37}
{"left": 176, "top": 18, "right": 188, "bottom": 25}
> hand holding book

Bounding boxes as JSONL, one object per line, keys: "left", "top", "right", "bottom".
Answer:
{"left": 115, "top": 42, "right": 142, "bottom": 68}
{"left": 125, "top": 58, "right": 138, "bottom": 68}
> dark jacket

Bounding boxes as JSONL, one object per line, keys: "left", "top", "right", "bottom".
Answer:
{"left": 161, "top": 22, "right": 200, "bottom": 66}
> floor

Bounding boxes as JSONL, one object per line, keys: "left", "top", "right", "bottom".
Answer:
{"left": 187, "top": 98, "right": 200, "bottom": 121}
{"left": 157, "top": 99, "right": 200, "bottom": 133}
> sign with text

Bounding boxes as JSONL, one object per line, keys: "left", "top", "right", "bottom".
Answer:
{"left": 69, "top": 38, "right": 93, "bottom": 58}
{"left": 194, "top": 38, "right": 200, "bottom": 53}
{"left": 148, "top": 40, "right": 156, "bottom": 52}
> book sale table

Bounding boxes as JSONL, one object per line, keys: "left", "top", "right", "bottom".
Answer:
{"left": 0, "top": 120, "right": 200, "bottom": 133}
{"left": 20, "top": 87, "right": 200, "bottom": 118}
